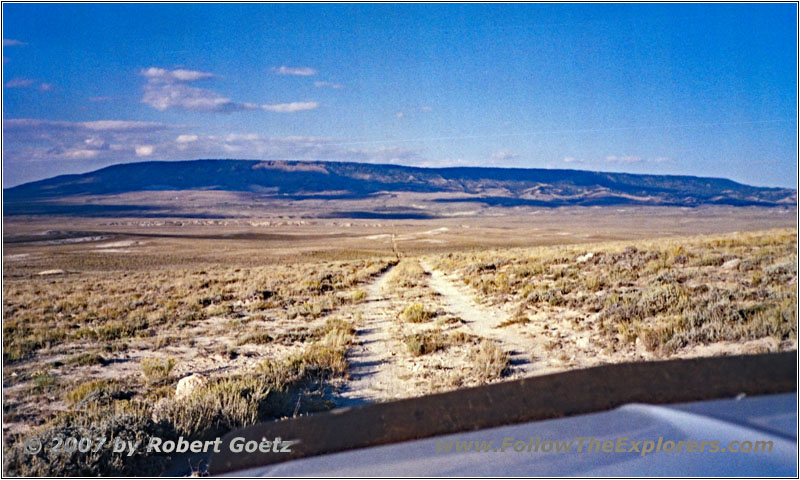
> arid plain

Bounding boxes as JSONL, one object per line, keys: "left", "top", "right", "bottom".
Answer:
{"left": 3, "top": 205, "right": 796, "bottom": 475}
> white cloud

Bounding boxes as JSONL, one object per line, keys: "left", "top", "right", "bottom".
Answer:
{"left": 84, "top": 137, "right": 106, "bottom": 148}
{"left": 420, "top": 106, "right": 433, "bottom": 112}
{"left": 314, "top": 81, "right": 344, "bottom": 89}
{"left": 5, "top": 78, "right": 34, "bottom": 88}
{"left": 135, "top": 145, "right": 154, "bottom": 156}
{"left": 396, "top": 112, "right": 404, "bottom": 118}
{"left": 176, "top": 134, "right": 198, "bottom": 143}
{"left": 563, "top": 156, "right": 583, "bottom": 164}
{"left": 491, "top": 149, "right": 519, "bottom": 160}
{"left": 140, "top": 67, "right": 317, "bottom": 114}
{"left": 224, "top": 133, "right": 260, "bottom": 142}
{"left": 89, "top": 96, "right": 112, "bottom": 102}
{"left": 4, "top": 78, "right": 54, "bottom": 91}
{"left": 176, "top": 134, "right": 198, "bottom": 150}
{"left": 140, "top": 67, "right": 213, "bottom": 83}
{"left": 3, "top": 39, "right": 25, "bottom": 47}
{"left": 272, "top": 66, "right": 317, "bottom": 76}
{"left": 260, "top": 102, "right": 319, "bottom": 113}
{"left": 80, "top": 120, "right": 166, "bottom": 132}
{"left": 143, "top": 82, "right": 241, "bottom": 112}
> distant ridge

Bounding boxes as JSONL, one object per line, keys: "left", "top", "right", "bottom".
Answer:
{"left": 4, "top": 159, "right": 796, "bottom": 216}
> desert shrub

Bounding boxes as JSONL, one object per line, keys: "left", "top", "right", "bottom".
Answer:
{"left": 402, "top": 303, "right": 434, "bottom": 323}
{"left": 469, "top": 340, "right": 509, "bottom": 381}
{"left": 404, "top": 329, "right": 448, "bottom": 356}
{"left": 153, "top": 334, "right": 176, "bottom": 349}
{"left": 634, "top": 316, "right": 687, "bottom": 353}
{"left": 271, "top": 328, "right": 315, "bottom": 345}
{"left": 497, "top": 312, "right": 530, "bottom": 328}
{"left": 64, "top": 379, "right": 127, "bottom": 406}
{"left": 740, "top": 297, "right": 797, "bottom": 340}
{"left": 447, "top": 330, "right": 480, "bottom": 346}
{"left": 237, "top": 332, "right": 274, "bottom": 345}
{"left": 3, "top": 327, "right": 69, "bottom": 363}
{"left": 526, "top": 288, "right": 566, "bottom": 307}
{"left": 287, "top": 342, "right": 349, "bottom": 377}
{"left": 763, "top": 261, "right": 797, "bottom": 285}
{"left": 317, "top": 317, "right": 356, "bottom": 339}
{"left": 76, "top": 319, "right": 148, "bottom": 341}
{"left": 350, "top": 288, "right": 366, "bottom": 303}
{"left": 160, "top": 339, "right": 348, "bottom": 439}
{"left": 297, "top": 300, "right": 324, "bottom": 319}
{"left": 66, "top": 352, "right": 107, "bottom": 367}
{"left": 583, "top": 274, "right": 606, "bottom": 292}
{"left": 277, "top": 319, "right": 355, "bottom": 378}
{"left": 156, "top": 375, "right": 281, "bottom": 438}
{"left": 386, "top": 260, "right": 426, "bottom": 290}
{"left": 493, "top": 273, "right": 511, "bottom": 294}
{"left": 3, "top": 338, "right": 41, "bottom": 363}
{"left": 3, "top": 403, "right": 171, "bottom": 476}
{"left": 692, "top": 253, "right": 725, "bottom": 267}
{"left": 30, "top": 371, "right": 57, "bottom": 393}
{"left": 140, "top": 357, "right": 176, "bottom": 384}
{"left": 626, "top": 290, "right": 797, "bottom": 353}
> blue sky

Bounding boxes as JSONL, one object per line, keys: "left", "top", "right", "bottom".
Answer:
{"left": 2, "top": 3, "right": 797, "bottom": 188}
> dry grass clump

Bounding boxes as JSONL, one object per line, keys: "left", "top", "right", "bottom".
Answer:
{"left": 403, "top": 328, "right": 479, "bottom": 357}
{"left": 497, "top": 311, "right": 530, "bottom": 328}
{"left": 64, "top": 379, "right": 127, "bottom": 406}
{"left": 3, "top": 323, "right": 68, "bottom": 363}
{"left": 350, "top": 288, "right": 366, "bottom": 303}
{"left": 266, "top": 328, "right": 316, "bottom": 346}
{"left": 401, "top": 302, "right": 435, "bottom": 323}
{"left": 140, "top": 357, "right": 176, "bottom": 384}
{"left": 281, "top": 317, "right": 355, "bottom": 378}
{"left": 236, "top": 331, "right": 274, "bottom": 345}
{"left": 64, "top": 352, "right": 106, "bottom": 367}
{"left": 156, "top": 374, "right": 280, "bottom": 438}
{"left": 76, "top": 318, "right": 150, "bottom": 341}
{"left": 468, "top": 340, "right": 510, "bottom": 381}
{"left": 29, "top": 370, "right": 57, "bottom": 393}
{"left": 404, "top": 329, "right": 448, "bottom": 356}
{"left": 385, "top": 259, "right": 427, "bottom": 291}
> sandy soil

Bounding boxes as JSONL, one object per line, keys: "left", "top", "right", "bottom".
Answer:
{"left": 337, "top": 265, "right": 408, "bottom": 406}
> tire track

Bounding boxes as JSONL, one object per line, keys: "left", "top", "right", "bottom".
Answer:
{"left": 419, "top": 260, "right": 534, "bottom": 376}
{"left": 337, "top": 264, "right": 406, "bottom": 406}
